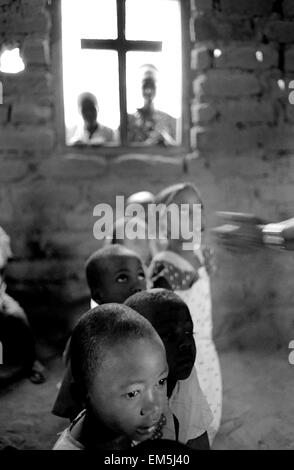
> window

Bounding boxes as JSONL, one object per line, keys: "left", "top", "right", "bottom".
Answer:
{"left": 53, "top": 0, "right": 190, "bottom": 155}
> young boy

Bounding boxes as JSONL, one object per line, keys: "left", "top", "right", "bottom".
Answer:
{"left": 52, "top": 244, "right": 147, "bottom": 418}
{"left": 124, "top": 288, "right": 212, "bottom": 450}
{"left": 53, "top": 304, "right": 172, "bottom": 450}
{"left": 86, "top": 244, "right": 147, "bottom": 306}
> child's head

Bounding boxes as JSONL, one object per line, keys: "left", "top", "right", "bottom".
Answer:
{"left": 70, "top": 303, "right": 168, "bottom": 442}
{"left": 85, "top": 244, "right": 146, "bottom": 304}
{"left": 125, "top": 289, "right": 196, "bottom": 382}
{"left": 155, "top": 183, "right": 205, "bottom": 244}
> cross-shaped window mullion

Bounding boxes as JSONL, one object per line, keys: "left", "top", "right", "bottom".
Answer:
{"left": 81, "top": 0, "right": 162, "bottom": 145}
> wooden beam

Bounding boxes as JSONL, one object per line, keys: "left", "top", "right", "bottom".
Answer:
{"left": 81, "top": 39, "right": 162, "bottom": 52}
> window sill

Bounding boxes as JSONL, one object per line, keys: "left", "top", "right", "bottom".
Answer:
{"left": 57, "top": 143, "right": 191, "bottom": 159}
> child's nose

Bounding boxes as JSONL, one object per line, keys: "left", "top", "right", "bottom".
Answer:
{"left": 140, "top": 393, "right": 162, "bottom": 422}
{"left": 131, "top": 283, "right": 143, "bottom": 295}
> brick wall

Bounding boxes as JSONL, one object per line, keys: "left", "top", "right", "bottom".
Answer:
{"left": 0, "top": 0, "right": 294, "bottom": 351}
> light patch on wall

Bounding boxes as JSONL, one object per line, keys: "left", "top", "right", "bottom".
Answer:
{"left": 0, "top": 47, "right": 25, "bottom": 74}
{"left": 213, "top": 49, "right": 222, "bottom": 58}
{"left": 277, "top": 79, "right": 286, "bottom": 91}
{"left": 256, "top": 50, "right": 263, "bottom": 62}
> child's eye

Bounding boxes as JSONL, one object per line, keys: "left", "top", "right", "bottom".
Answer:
{"left": 125, "top": 390, "right": 140, "bottom": 399}
{"left": 138, "top": 271, "right": 145, "bottom": 280}
{"left": 116, "top": 274, "right": 128, "bottom": 283}
{"left": 157, "top": 377, "right": 167, "bottom": 387}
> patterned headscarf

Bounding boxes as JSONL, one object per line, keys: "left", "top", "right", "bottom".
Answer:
{"left": 154, "top": 183, "right": 203, "bottom": 240}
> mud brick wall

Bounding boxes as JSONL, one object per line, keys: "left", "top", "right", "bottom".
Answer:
{"left": 0, "top": 0, "right": 294, "bottom": 350}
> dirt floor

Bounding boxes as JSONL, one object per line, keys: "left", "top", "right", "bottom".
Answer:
{"left": 0, "top": 348, "right": 293, "bottom": 450}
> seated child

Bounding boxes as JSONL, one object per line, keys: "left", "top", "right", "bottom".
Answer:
{"left": 52, "top": 244, "right": 147, "bottom": 418}
{"left": 53, "top": 304, "right": 174, "bottom": 450}
{"left": 103, "top": 191, "right": 155, "bottom": 266}
{"left": 0, "top": 227, "right": 45, "bottom": 385}
{"left": 148, "top": 183, "right": 222, "bottom": 444}
{"left": 125, "top": 288, "right": 212, "bottom": 450}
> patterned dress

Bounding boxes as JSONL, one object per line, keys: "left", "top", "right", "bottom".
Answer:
{"left": 127, "top": 109, "right": 177, "bottom": 144}
{"left": 149, "top": 250, "right": 222, "bottom": 444}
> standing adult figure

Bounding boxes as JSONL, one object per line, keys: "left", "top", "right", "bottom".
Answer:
{"left": 128, "top": 65, "right": 177, "bottom": 146}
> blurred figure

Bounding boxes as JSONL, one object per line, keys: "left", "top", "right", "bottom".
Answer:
{"left": 69, "top": 92, "right": 114, "bottom": 145}
{"left": 0, "top": 227, "right": 45, "bottom": 385}
{"left": 149, "top": 183, "right": 222, "bottom": 444}
{"left": 128, "top": 65, "right": 177, "bottom": 146}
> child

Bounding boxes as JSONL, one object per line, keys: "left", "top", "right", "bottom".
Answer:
{"left": 53, "top": 304, "right": 173, "bottom": 450}
{"left": 86, "top": 244, "right": 147, "bottom": 307}
{"left": 148, "top": 183, "right": 222, "bottom": 444}
{"left": 125, "top": 288, "right": 212, "bottom": 450}
{"left": 0, "top": 227, "right": 45, "bottom": 385}
{"left": 52, "top": 244, "right": 147, "bottom": 418}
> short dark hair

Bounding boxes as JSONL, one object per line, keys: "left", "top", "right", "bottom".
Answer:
{"left": 77, "top": 92, "right": 98, "bottom": 109}
{"left": 124, "top": 288, "right": 190, "bottom": 324}
{"left": 85, "top": 244, "right": 142, "bottom": 296}
{"left": 70, "top": 303, "right": 159, "bottom": 392}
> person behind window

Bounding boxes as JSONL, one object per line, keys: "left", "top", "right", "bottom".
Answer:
{"left": 128, "top": 65, "right": 177, "bottom": 146}
{"left": 69, "top": 92, "right": 115, "bottom": 145}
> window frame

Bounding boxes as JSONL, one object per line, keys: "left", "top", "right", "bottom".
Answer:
{"left": 51, "top": 0, "right": 191, "bottom": 158}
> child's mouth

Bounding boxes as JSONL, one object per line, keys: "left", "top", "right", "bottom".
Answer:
{"left": 135, "top": 414, "right": 166, "bottom": 439}
{"left": 136, "top": 424, "right": 157, "bottom": 436}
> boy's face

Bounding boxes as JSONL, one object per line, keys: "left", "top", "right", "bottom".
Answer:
{"left": 147, "top": 305, "right": 196, "bottom": 381}
{"left": 142, "top": 77, "right": 156, "bottom": 104}
{"left": 94, "top": 255, "right": 146, "bottom": 304}
{"left": 81, "top": 99, "right": 98, "bottom": 127}
{"left": 88, "top": 337, "right": 168, "bottom": 442}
